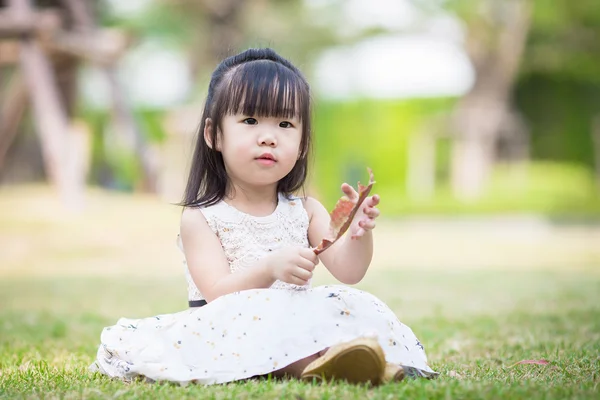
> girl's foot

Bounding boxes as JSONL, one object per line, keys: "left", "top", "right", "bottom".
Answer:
{"left": 300, "top": 337, "right": 385, "bottom": 385}
{"left": 381, "top": 363, "right": 405, "bottom": 384}
{"left": 382, "top": 364, "right": 439, "bottom": 383}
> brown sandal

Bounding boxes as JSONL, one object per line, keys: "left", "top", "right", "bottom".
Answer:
{"left": 301, "top": 337, "right": 385, "bottom": 385}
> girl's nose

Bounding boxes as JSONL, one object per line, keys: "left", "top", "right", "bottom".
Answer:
{"left": 258, "top": 131, "right": 277, "bottom": 147}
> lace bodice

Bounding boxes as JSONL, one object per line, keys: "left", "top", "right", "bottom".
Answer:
{"left": 178, "top": 193, "right": 311, "bottom": 301}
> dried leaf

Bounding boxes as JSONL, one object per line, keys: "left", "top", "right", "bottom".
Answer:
{"left": 509, "top": 359, "right": 550, "bottom": 368}
{"left": 314, "top": 168, "right": 375, "bottom": 255}
{"left": 448, "top": 370, "right": 463, "bottom": 379}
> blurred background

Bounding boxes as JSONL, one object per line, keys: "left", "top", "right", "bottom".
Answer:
{"left": 1, "top": 0, "right": 599, "bottom": 280}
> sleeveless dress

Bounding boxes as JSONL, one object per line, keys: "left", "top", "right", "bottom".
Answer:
{"left": 92, "top": 194, "right": 437, "bottom": 384}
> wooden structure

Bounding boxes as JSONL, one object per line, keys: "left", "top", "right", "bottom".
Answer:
{"left": 0, "top": 0, "right": 157, "bottom": 208}
{"left": 407, "top": 110, "right": 529, "bottom": 200}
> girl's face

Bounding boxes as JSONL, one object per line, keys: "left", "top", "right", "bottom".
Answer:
{"left": 214, "top": 113, "right": 303, "bottom": 190}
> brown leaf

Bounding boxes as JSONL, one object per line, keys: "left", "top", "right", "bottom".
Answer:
{"left": 448, "top": 370, "right": 463, "bottom": 379}
{"left": 314, "top": 168, "right": 375, "bottom": 255}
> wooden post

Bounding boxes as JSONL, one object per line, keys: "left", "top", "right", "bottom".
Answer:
{"left": 407, "top": 131, "right": 436, "bottom": 200}
{"left": 0, "top": 72, "right": 28, "bottom": 169}
{"left": 8, "top": 0, "right": 81, "bottom": 208}
{"left": 0, "top": 9, "right": 62, "bottom": 38}
{"left": 59, "top": 0, "right": 95, "bottom": 29}
{"left": 60, "top": 0, "right": 159, "bottom": 192}
{"left": 450, "top": 0, "right": 532, "bottom": 200}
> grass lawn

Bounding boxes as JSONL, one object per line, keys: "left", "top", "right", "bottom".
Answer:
{"left": 1, "top": 269, "right": 599, "bottom": 399}
{"left": 0, "top": 186, "right": 599, "bottom": 398}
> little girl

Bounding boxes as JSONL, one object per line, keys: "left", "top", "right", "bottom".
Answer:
{"left": 92, "top": 48, "right": 436, "bottom": 385}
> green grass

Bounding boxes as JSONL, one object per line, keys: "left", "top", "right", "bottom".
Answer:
{"left": 1, "top": 269, "right": 599, "bottom": 399}
{"left": 1, "top": 186, "right": 598, "bottom": 398}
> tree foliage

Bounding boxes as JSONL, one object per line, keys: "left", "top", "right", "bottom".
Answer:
{"left": 523, "top": 0, "right": 600, "bottom": 83}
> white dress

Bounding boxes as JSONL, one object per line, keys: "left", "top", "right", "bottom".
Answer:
{"left": 92, "top": 194, "right": 437, "bottom": 384}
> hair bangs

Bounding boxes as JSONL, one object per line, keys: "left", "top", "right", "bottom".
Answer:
{"left": 218, "top": 60, "right": 309, "bottom": 122}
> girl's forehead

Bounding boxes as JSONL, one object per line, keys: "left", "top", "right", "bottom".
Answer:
{"left": 217, "top": 61, "right": 309, "bottom": 121}
{"left": 227, "top": 104, "right": 300, "bottom": 118}
{"left": 224, "top": 94, "right": 303, "bottom": 119}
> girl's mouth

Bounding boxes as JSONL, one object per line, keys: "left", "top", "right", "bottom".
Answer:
{"left": 256, "top": 158, "right": 276, "bottom": 166}
{"left": 256, "top": 153, "right": 276, "bottom": 166}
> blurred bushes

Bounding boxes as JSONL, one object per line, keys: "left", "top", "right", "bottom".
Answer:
{"left": 312, "top": 97, "right": 455, "bottom": 205}
{"left": 79, "top": 96, "right": 600, "bottom": 216}
{"left": 311, "top": 97, "right": 599, "bottom": 215}
{"left": 516, "top": 73, "right": 600, "bottom": 168}
{"left": 381, "top": 162, "right": 600, "bottom": 216}
{"left": 82, "top": 108, "right": 166, "bottom": 191}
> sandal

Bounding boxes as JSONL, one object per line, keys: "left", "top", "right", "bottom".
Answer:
{"left": 301, "top": 337, "right": 385, "bottom": 385}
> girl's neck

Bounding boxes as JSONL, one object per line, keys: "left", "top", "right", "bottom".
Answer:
{"left": 224, "top": 183, "right": 279, "bottom": 217}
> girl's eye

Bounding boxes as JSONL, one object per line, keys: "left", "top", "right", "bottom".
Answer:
{"left": 279, "top": 121, "right": 293, "bottom": 128}
{"left": 243, "top": 118, "right": 258, "bottom": 125}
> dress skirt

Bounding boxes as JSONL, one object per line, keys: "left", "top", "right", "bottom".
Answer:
{"left": 92, "top": 285, "right": 436, "bottom": 384}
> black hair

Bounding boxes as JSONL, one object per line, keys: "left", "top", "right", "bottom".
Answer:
{"left": 179, "top": 48, "right": 312, "bottom": 208}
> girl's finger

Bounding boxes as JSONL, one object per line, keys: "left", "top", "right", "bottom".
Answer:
{"left": 290, "top": 277, "right": 307, "bottom": 286}
{"left": 351, "top": 228, "right": 365, "bottom": 239}
{"left": 341, "top": 183, "right": 359, "bottom": 201}
{"left": 363, "top": 207, "right": 380, "bottom": 219}
{"left": 368, "top": 194, "right": 380, "bottom": 207}
{"left": 291, "top": 271, "right": 311, "bottom": 284}
{"left": 360, "top": 219, "right": 376, "bottom": 231}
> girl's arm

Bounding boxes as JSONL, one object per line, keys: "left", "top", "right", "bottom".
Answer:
{"left": 180, "top": 208, "right": 276, "bottom": 302}
{"left": 304, "top": 188, "right": 380, "bottom": 285}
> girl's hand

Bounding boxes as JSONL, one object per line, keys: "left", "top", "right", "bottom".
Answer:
{"left": 341, "top": 183, "right": 381, "bottom": 239}
{"left": 265, "top": 246, "right": 319, "bottom": 286}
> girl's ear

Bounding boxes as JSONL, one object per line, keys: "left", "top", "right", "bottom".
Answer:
{"left": 203, "top": 118, "right": 220, "bottom": 151}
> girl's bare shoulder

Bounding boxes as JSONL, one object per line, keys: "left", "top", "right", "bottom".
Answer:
{"left": 180, "top": 206, "right": 211, "bottom": 236}
{"left": 301, "top": 196, "right": 327, "bottom": 223}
